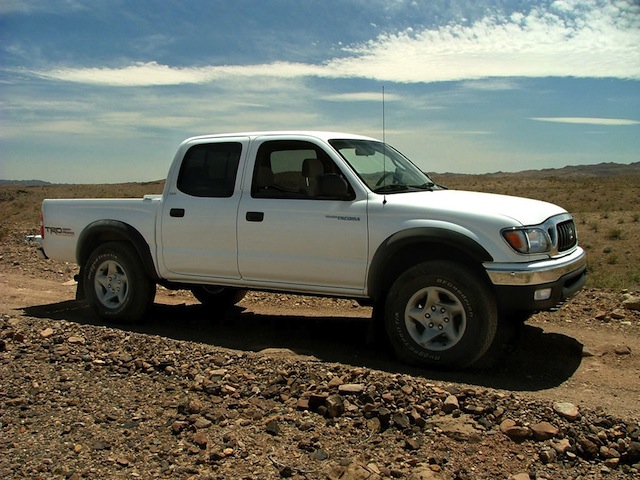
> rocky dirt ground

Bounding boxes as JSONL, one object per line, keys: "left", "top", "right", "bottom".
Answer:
{"left": 1, "top": 230, "right": 640, "bottom": 480}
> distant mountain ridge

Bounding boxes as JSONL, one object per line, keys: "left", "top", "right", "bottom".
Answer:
{"left": 486, "top": 161, "right": 640, "bottom": 178}
{"left": 434, "top": 161, "right": 640, "bottom": 178}
{"left": 0, "top": 179, "right": 53, "bottom": 187}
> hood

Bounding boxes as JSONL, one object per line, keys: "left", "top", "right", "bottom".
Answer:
{"left": 385, "top": 189, "right": 567, "bottom": 226}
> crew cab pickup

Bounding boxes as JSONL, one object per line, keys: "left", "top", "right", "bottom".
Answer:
{"left": 39, "top": 131, "right": 586, "bottom": 368}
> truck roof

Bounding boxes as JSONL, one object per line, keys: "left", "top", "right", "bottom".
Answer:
{"left": 182, "top": 131, "right": 380, "bottom": 144}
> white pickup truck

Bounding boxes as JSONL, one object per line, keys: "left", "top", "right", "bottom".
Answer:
{"left": 39, "top": 131, "right": 586, "bottom": 368}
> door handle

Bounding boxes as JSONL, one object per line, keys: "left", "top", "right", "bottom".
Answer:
{"left": 170, "top": 208, "right": 185, "bottom": 218}
{"left": 246, "top": 211, "right": 264, "bottom": 222}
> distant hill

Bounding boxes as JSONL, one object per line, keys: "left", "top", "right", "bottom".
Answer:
{"left": 433, "top": 161, "right": 640, "bottom": 179}
{"left": 0, "top": 179, "right": 53, "bottom": 187}
{"left": 490, "top": 161, "right": 640, "bottom": 178}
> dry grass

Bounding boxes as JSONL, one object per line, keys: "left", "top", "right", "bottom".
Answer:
{"left": 1, "top": 173, "right": 638, "bottom": 290}
{"left": 0, "top": 181, "right": 165, "bottom": 232}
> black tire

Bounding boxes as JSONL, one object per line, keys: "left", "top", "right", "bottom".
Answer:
{"left": 472, "top": 314, "right": 525, "bottom": 369}
{"left": 384, "top": 260, "right": 497, "bottom": 369}
{"left": 191, "top": 286, "right": 247, "bottom": 309}
{"left": 84, "top": 242, "right": 156, "bottom": 323}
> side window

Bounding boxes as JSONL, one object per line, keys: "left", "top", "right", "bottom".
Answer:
{"left": 177, "top": 142, "right": 242, "bottom": 198}
{"left": 252, "top": 140, "right": 354, "bottom": 200}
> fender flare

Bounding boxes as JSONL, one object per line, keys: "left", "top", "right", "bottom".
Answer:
{"left": 76, "top": 219, "right": 159, "bottom": 282}
{"left": 367, "top": 227, "right": 493, "bottom": 300}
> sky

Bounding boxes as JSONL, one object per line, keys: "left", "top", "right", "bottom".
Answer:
{"left": 1, "top": 0, "right": 639, "bottom": 184}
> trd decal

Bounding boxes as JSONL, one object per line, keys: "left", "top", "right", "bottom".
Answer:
{"left": 44, "top": 226, "right": 75, "bottom": 236}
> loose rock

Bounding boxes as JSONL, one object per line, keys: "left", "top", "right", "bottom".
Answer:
{"left": 553, "top": 402, "right": 580, "bottom": 421}
{"left": 531, "top": 421, "right": 559, "bottom": 441}
{"left": 623, "top": 295, "right": 640, "bottom": 311}
{"left": 443, "top": 395, "right": 459, "bottom": 413}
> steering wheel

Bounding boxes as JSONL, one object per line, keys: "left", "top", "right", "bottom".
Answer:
{"left": 375, "top": 171, "right": 396, "bottom": 187}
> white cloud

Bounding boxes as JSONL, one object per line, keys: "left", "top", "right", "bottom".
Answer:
{"left": 329, "top": 0, "right": 640, "bottom": 83}
{"left": 29, "top": 61, "right": 327, "bottom": 86}
{"left": 2, "top": 72, "right": 327, "bottom": 142}
{"left": 530, "top": 117, "right": 640, "bottom": 126}
{"left": 22, "top": 0, "right": 640, "bottom": 87}
{"left": 321, "top": 92, "right": 402, "bottom": 102}
{"left": 459, "top": 79, "right": 521, "bottom": 91}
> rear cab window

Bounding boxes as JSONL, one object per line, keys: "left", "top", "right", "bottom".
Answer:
{"left": 177, "top": 142, "right": 242, "bottom": 198}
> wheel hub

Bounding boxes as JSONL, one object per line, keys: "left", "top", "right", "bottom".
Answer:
{"left": 94, "top": 260, "right": 129, "bottom": 309}
{"left": 425, "top": 305, "right": 450, "bottom": 330}
{"left": 405, "top": 286, "right": 466, "bottom": 352}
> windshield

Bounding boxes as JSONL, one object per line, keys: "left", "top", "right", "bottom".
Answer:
{"left": 329, "top": 139, "right": 437, "bottom": 193}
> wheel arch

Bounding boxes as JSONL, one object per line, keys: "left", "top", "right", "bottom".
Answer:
{"left": 367, "top": 228, "right": 494, "bottom": 302}
{"left": 77, "top": 220, "right": 159, "bottom": 281}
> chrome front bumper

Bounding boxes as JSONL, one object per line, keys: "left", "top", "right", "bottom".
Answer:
{"left": 486, "top": 247, "right": 587, "bottom": 311}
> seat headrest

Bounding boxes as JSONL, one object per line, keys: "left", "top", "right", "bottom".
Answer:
{"left": 256, "top": 166, "right": 274, "bottom": 187}
{"left": 302, "top": 158, "right": 324, "bottom": 177}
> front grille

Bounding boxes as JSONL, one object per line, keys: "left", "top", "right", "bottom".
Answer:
{"left": 556, "top": 219, "right": 578, "bottom": 252}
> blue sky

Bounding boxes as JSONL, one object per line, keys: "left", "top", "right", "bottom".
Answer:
{"left": 1, "top": 0, "right": 639, "bottom": 183}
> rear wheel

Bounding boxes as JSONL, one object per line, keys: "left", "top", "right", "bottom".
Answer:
{"left": 384, "top": 260, "right": 497, "bottom": 369}
{"left": 84, "top": 242, "right": 156, "bottom": 323}
{"left": 191, "top": 286, "right": 247, "bottom": 309}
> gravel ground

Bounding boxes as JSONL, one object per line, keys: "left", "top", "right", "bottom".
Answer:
{"left": 1, "top": 305, "right": 639, "bottom": 480}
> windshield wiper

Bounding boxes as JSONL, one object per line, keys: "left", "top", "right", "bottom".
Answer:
{"left": 373, "top": 183, "right": 439, "bottom": 194}
{"left": 411, "top": 182, "right": 435, "bottom": 191}
{"left": 372, "top": 184, "right": 411, "bottom": 194}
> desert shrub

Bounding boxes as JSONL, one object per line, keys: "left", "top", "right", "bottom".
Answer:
{"left": 633, "top": 213, "right": 640, "bottom": 223}
{"left": 607, "top": 228, "right": 623, "bottom": 240}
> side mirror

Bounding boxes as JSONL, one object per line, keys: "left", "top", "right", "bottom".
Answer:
{"left": 319, "top": 174, "right": 351, "bottom": 200}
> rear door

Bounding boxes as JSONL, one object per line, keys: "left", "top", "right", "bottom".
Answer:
{"left": 237, "top": 138, "right": 369, "bottom": 292}
{"left": 160, "top": 138, "right": 248, "bottom": 279}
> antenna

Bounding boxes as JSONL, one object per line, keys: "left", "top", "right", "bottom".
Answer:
{"left": 382, "top": 85, "right": 386, "bottom": 145}
{"left": 382, "top": 86, "right": 387, "bottom": 205}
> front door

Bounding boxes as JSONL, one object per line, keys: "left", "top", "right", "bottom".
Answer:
{"left": 237, "top": 139, "right": 368, "bottom": 292}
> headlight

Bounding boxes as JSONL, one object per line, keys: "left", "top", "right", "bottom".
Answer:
{"left": 502, "top": 227, "right": 551, "bottom": 254}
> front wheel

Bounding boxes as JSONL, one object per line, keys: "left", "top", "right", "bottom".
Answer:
{"left": 84, "top": 242, "right": 156, "bottom": 323}
{"left": 384, "top": 260, "right": 497, "bottom": 369}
